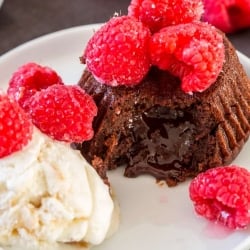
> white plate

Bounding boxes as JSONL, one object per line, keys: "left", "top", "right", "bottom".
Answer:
{"left": 0, "top": 24, "right": 250, "bottom": 250}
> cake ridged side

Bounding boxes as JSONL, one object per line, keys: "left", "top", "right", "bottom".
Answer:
{"left": 211, "top": 88, "right": 250, "bottom": 165}
{"left": 208, "top": 43, "right": 250, "bottom": 166}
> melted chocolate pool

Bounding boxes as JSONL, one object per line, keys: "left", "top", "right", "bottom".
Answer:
{"left": 124, "top": 105, "right": 197, "bottom": 185}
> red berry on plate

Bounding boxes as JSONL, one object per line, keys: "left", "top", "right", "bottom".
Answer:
{"left": 202, "top": 0, "right": 250, "bottom": 33}
{"left": 189, "top": 165, "right": 250, "bottom": 229}
{"left": 0, "top": 93, "right": 33, "bottom": 158}
{"left": 7, "top": 62, "right": 63, "bottom": 110}
{"left": 27, "top": 85, "right": 97, "bottom": 143}
{"left": 128, "top": 0, "right": 204, "bottom": 33}
{"left": 150, "top": 21, "right": 225, "bottom": 94}
{"left": 83, "top": 15, "right": 151, "bottom": 86}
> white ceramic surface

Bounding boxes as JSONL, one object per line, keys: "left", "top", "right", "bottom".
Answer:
{"left": 0, "top": 24, "right": 250, "bottom": 250}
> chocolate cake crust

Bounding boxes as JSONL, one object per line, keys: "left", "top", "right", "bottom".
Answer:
{"left": 75, "top": 35, "right": 250, "bottom": 186}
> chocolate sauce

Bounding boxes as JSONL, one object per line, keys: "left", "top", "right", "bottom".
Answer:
{"left": 125, "top": 106, "right": 196, "bottom": 183}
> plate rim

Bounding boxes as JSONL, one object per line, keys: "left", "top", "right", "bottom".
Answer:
{"left": 0, "top": 23, "right": 101, "bottom": 61}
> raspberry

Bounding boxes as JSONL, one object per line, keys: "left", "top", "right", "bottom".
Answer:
{"left": 150, "top": 21, "right": 225, "bottom": 94}
{"left": 0, "top": 93, "right": 33, "bottom": 158}
{"left": 189, "top": 165, "right": 250, "bottom": 229}
{"left": 83, "top": 15, "right": 151, "bottom": 86}
{"left": 202, "top": 0, "right": 250, "bottom": 33}
{"left": 128, "top": 0, "right": 204, "bottom": 33}
{"left": 7, "top": 62, "right": 63, "bottom": 110}
{"left": 27, "top": 85, "right": 97, "bottom": 143}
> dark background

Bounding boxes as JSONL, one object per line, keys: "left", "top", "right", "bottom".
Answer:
{"left": 0, "top": 0, "right": 250, "bottom": 57}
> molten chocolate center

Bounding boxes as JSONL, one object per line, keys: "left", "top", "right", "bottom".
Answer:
{"left": 124, "top": 105, "right": 196, "bottom": 184}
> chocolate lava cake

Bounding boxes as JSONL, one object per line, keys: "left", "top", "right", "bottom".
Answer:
{"left": 75, "top": 35, "right": 250, "bottom": 186}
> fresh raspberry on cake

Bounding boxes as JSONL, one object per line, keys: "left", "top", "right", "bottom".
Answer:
{"left": 0, "top": 93, "right": 33, "bottom": 158}
{"left": 150, "top": 21, "right": 225, "bottom": 94}
{"left": 7, "top": 62, "right": 63, "bottom": 110}
{"left": 202, "top": 0, "right": 250, "bottom": 33}
{"left": 128, "top": 0, "right": 204, "bottom": 33}
{"left": 27, "top": 85, "right": 97, "bottom": 143}
{"left": 189, "top": 165, "right": 250, "bottom": 229}
{"left": 83, "top": 15, "right": 151, "bottom": 86}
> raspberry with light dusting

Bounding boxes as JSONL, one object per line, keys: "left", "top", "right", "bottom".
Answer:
{"left": 202, "top": 0, "right": 250, "bottom": 33}
{"left": 7, "top": 62, "right": 63, "bottom": 111}
{"left": 189, "top": 165, "right": 250, "bottom": 229}
{"left": 150, "top": 21, "right": 225, "bottom": 94}
{"left": 128, "top": 0, "right": 204, "bottom": 32}
{"left": 83, "top": 15, "right": 151, "bottom": 86}
{"left": 27, "top": 85, "right": 97, "bottom": 142}
{"left": 0, "top": 93, "right": 33, "bottom": 158}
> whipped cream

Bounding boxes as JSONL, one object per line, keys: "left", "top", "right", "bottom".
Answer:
{"left": 0, "top": 128, "right": 117, "bottom": 249}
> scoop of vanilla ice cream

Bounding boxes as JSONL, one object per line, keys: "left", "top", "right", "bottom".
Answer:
{"left": 0, "top": 128, "right": 117, "bottom": 248}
